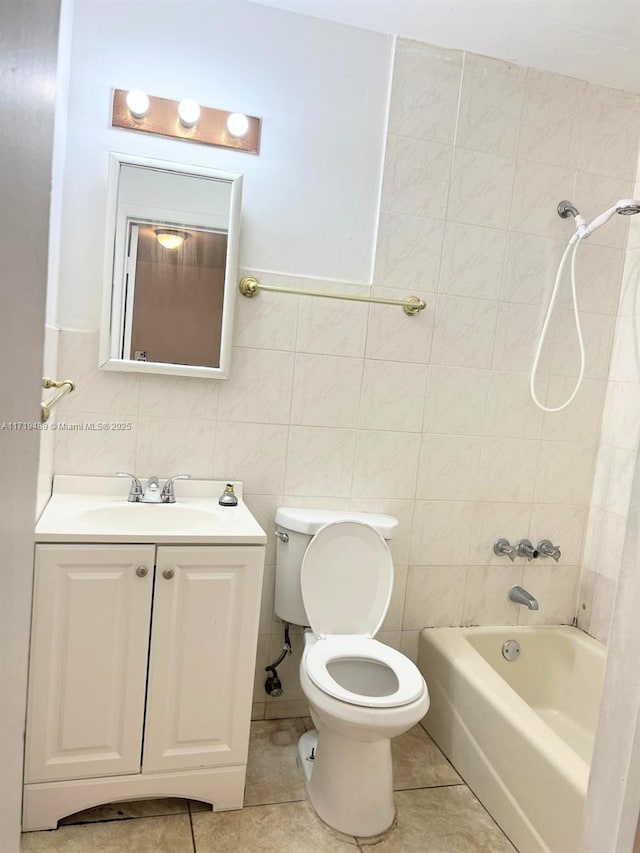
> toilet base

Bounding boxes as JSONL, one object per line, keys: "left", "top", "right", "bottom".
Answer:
{"left": 298, "top": 726, "right": 396, "bottom": 837}
{"left": 297, "top": 730, "right": 317, "bottom": 782}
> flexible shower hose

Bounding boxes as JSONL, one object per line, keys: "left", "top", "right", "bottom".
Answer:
{"left": 530, "top": 233, "right": 586, "bottom": 412}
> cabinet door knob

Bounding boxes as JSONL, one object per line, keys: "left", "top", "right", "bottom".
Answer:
{"left": 136, "top": 566, "right": 148, "bottom": 578}
{"left": 162, "top": 569, "right": 175, "bottom": 580}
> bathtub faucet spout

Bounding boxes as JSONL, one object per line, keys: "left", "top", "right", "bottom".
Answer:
{"left": 509, "top": 585, "right": 539, "bottom": 611}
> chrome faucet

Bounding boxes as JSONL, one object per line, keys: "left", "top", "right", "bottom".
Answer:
{"left": 515, "top": 539, "right": 539, "bottom": 561}
{"left": 117, "top": 472, "right": 144, "bottom": 502}
{"left": 509, "top": 586, "right": 539, "bottom": 610}
{"left": 160, "top": 474, "right": 190, "bottom": 504}
{"left": 493, "top": 538, "right": 517, "bottom": 562}
{"left": 117, "top": 472, "right": 190, "bottom": 503}
{"left": 537, "top": 539, "right": 561, "bottom": 562}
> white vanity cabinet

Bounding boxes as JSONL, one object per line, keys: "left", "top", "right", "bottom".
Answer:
{"left": 23, "top": 541, "right": 264, "bottom": 831}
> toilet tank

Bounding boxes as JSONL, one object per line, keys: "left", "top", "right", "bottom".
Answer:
{"left": 274, "top": 508, "right": 398, "bottom": 627}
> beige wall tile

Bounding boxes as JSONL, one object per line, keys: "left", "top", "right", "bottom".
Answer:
{"left": 410, "top": 501, "right": 474, "bottom": 565}
{"left": 135, "top": 417, "right": 215, "bottom": 478}
{"left": 468, "top": 501, "right": 532, "bottom": 565}
{"left": 284, "top": 427, "right": 356, "bottom": 497}
{"left": 447, "top": 148, "right": 516, "bottom": 229}
{"left": 430, "top": 295, "right": 499, "bottom": 368}
{"left": 463, "top": 565, "right": 524, "bottom": 626}
{"left": 375, "top": 212, "right": 444, "bottom": 291}
{"left": 138, "top": 373, "right": 219, "bottom": 420}
{"left": 54, "top": 411, "right": 137, "bottom": 476}
{"left": 358, "top": 360, "right": 427, "bottom": 432}
{"left": 518, "top": 69, "right": 586, "bottom": 168}
{"left": 457, "top": 54, "right": 526, "bottom": 157}
{"left": 416, "top": 434, "right": 482, "bottom": 501}
{"left": 382, "top": 135, "right": 452, "bottom": 218}
{"left": 234, "top": 272, "right": 300, "bottom": 350}
{"left": 578, "top": 84, "right": 640, "bottom": 180}
{"left": 366, "top": 286, "right": 435, "bottom": 363}
{"left": 389, "top": 42, "right": 462, "bottom": 144}
{"left": 403, "top": 565, "right": 467, "bottom": 628}
{"left": 423, "top": 366, "right": 490, "bottom": 435}
{"left": 352, "top": 431, "right": 420, "bottom": 499}
{"left": 519, "top": 565, "right": 579, "bottom": 625}
{"left": 484, "top": 371, "right": 545, "bottom": 439}
{"left": 509, "top": 160, "right": 576, "bottom": 238}
{"left": 534, "top": 441, "right": 596, "bottom": 504}
{"left": 291, "top": 353, "right": 363, "bottom": 428}
{"left": 214, "top": 421, "right": 288, "bottom": 494}
{"left": 439, "top": 222, "right": 506, "bottom": 300}
{"left": 218, "top": 348, "right": 294, "bottom": 424}
{"left": 296, "top": 282, "right": 369, "bottom": 358}
{"left": 476, "top": 437, "right": 539, "bottom": 503}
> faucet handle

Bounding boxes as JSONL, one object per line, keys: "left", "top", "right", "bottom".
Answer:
{"left": 161, "top": 474, "right": 190, "bottom": 504}
{"left": 537, "top": 539, "right": 561, "bottom": 562}
{"left": 493, "top": 538, "right": 517, "bottom": 562}
{"left": 117, "top": 472, "right": 143, "bottom": 502}
{"left": 516, "top": 539, "right": 539, "bottom": 561}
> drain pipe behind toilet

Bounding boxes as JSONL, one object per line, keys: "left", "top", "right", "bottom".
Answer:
{"left": 264, "top": 623, "right": 292, "bottom": 697}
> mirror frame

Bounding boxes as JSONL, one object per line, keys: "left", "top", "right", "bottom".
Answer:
{"left": 99, "top": 152, "right": 242, "bottom": 379}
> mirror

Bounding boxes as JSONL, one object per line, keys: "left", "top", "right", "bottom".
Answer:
{"left": 99, "top": 153, "right": 242, "bottom": 379}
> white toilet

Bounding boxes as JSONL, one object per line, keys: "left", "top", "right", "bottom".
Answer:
{"left": 274, "top": 508, "right": 429, "bottom": 837}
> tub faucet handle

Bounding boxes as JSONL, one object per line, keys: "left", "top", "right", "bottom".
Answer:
{"left": 493, "top": 538, "right": 517, "bottom": 562}
{"left": 537, "top": 539, "right": 561, "bottom": 562}
{"left": 516, "top": 539, "right": 539, "bottom": 561}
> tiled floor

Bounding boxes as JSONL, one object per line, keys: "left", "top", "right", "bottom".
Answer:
{"left": 21, "top": 719, "right": 516, "bottom": 852}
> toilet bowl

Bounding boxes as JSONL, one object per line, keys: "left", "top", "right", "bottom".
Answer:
{"left": 274, "top": 511, "right": 429, "bottom": 837}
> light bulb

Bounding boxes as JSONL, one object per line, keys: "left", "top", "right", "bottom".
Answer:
{"left": 226, "top": 112, "right": 250, "bottom": 138}
{"left": 125, "top": 89, "right": 149, "bottom": 119}
{"left": 154, "top": 229, "right": 189, "bottom": 250}
{"left": 178, "top": 99, "right": 200, "bottom": 128}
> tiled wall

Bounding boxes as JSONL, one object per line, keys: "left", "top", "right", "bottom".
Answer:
{"left": 579, "top": 155, "right": 640, "bottom": 643}
{"left": 52, "top": 39, "right": 640, "bottom": 717}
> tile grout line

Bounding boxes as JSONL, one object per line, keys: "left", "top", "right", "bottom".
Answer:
{"left": 187, "top": 801, "right": 197, "bottom": 853}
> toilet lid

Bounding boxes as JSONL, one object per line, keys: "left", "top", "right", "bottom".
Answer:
{"left": 300, "top": 521, "right": 393, "bottom": 638}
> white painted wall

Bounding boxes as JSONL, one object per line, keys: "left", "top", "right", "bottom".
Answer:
{"left": 56, "top": 0, "right": 392, "bottom": 331}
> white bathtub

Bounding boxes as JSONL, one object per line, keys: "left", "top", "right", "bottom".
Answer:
{"left": 418, "top": 626, "right": 606, "bottom": 853}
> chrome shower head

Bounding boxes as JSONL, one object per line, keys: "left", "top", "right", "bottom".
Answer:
{"left": 617, "top": 202, "right": 640, "bottom": 215}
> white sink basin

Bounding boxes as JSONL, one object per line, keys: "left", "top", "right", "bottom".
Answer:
{"left": 79, "top": 504, "right": 219, "bottom": 533}
{"left": 35, "top": 476, "right": 267, "bottom": 544}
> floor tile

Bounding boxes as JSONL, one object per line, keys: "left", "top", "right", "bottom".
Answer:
{"left": 192, "top": 799, "right": 358, "bottom": 852}
{"left": 392, "top": 724, "right": 462, "bottom": 790}
{"left": 357, "top": 787, "right": 516, "bottom": 852}
{"left": 244, "top": 718, "right": 308, "bottom": 806}
{"left": 21, "top": 814, "right": 194, "bottom": 853}
{"left": 59, "top": 798, "right": 190, "bottom": 825}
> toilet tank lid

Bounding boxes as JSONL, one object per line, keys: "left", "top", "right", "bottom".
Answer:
{"left": 275, "top": 507, "right": 398, "bottom": 538}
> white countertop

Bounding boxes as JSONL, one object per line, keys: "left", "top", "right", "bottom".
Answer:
{"left": 36, "top": 476, "right": 267, "bottom": 545}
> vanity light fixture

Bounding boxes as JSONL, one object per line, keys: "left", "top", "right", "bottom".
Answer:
{"left": 125, "top": 89, "right": 149, "bottom": 119}
{"left": 226, "top": 112, "right": 249, "bottom": 138}
{"left": 177, "top": 99, "right": 201, "bottom": 128}
{"left": 112, "top": 89, "right": 261, "bottom": 154}
{"left": 154, "top": 228, "right": 189, "bottom": 250}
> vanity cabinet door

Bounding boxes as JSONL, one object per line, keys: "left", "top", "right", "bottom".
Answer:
{"left": 142, "top": 546, "right": 264, "bottom": 774}
{"left": 24, "top": 545, "right": 155, "bottom": 783}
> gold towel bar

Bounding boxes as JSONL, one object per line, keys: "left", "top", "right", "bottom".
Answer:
{"left": 239, "top": 277, "right": 426, "bottom": 316}
{"left": 41, "top": 377, "right": 75, "bottom": 423}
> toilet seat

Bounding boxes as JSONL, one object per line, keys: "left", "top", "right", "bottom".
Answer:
{"left": 304, "top": 636, "right": 425, "bottom": 708}
{"left": 300, "top": 521, "right": 425, "bottom": 709}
